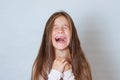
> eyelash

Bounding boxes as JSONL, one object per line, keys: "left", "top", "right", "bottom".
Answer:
{"left": 53, "top": 26, "right": 58, "bottom": 29}
{"left": 53, "top": 26, "right": 68, "bottom": 30}
{"left": 63, "top": 26, "right": 68, "bottom": 30}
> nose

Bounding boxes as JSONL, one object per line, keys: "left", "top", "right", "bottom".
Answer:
{"left": 58, "top": 27, "right": 64, "bottom": 34}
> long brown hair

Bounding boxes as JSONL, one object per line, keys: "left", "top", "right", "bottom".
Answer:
{"left": 31, "top": 11, "right": 92, "bottom": 80}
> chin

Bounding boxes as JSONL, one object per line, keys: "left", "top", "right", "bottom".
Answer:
{"left": 52, "top": 39, "right": 70, "bottom": 50}
{"left": 54, "top": 45, "right": 68, "bottom": 50}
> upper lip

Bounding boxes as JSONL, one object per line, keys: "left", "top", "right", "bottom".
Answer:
{"left": 55, "top": 36, "right": 65, "bottom": 39}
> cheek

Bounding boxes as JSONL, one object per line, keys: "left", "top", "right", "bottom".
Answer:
{"left": 51, "top": 31, "right": 56, "bottom": 41}
{"left": 52, "top": 29, "right": 55, "bottom": 35}
{"left": 52, "top": 30, "right": 57, "bottom": 36}
{"left": 66, "top": 31, "right": 71, "bottom": 39}
{"left": 51, "top": 34, "right": 54, "bottom": 41}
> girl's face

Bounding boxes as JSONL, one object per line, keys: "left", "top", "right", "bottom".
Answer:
{"left": 52, "top": 16, "right": 72, "bottom": 50}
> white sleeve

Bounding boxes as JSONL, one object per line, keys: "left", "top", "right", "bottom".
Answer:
{"left": 63, "top": 69, "right": 75, "bottom": 80}
{"left": 48, "top": 69, "right": 63, "bottom": 80}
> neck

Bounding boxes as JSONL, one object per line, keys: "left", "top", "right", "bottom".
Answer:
{"left": 55, "top": 48, "right": 71, "bottom": 61}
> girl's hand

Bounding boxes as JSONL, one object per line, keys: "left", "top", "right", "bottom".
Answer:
{"left": 64, "top": 62, "right": 72, "bottom": 71}
{"left": 52, "top": 58, "right": 69, "bottom": 72}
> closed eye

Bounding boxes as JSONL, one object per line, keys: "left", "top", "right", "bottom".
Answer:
{"left": 63, "top": 25, "right": 69, "bottom": 30}
{"left": 53, "top": 25, "right": 58, "bottom": 30}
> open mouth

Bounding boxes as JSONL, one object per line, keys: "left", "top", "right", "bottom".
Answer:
{"left": 55, "top": 37, "right": 66, "bottom": 43}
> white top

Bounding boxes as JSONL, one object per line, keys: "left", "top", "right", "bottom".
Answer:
{"left": 48, "top": 69, "right": 75, "bottom": 80}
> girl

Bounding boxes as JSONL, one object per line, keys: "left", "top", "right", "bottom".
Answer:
{"left": 31, "top": 11, "right": 92, "bottom": 80}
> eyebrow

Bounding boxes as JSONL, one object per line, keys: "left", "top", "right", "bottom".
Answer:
{"left": 53, "top": 23, "right": 69, "bottom": 26}
{"left": 64, "top": 24, "right": 69, "bottom": 26}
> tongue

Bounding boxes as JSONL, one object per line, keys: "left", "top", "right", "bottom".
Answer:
{"left": 56, "top": 38, "right": 64, "bottom": 42}
{"left": 59, "top": 38, "right": 64, "bottom": 41}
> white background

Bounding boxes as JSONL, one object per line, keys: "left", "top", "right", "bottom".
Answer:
{"left": 0, "top": 0, "right": 120, "bottom": 80}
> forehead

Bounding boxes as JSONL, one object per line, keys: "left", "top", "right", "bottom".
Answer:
{"left": 54, "top": 16, "right": 69, "bottom": 25}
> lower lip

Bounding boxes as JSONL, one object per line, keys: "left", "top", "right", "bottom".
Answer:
{"left": 56, "top": 40, "right": 66, "bottom": 44}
